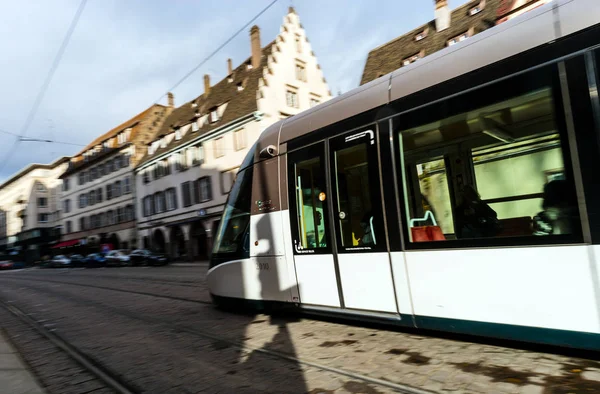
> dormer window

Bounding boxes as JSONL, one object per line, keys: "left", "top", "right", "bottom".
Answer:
{"left": 175, "top": 129, "right": 182, "bottom": 140}
{"left": 403, "top": 52, "right": 422, "bottom": 66}
{"left": 191, "top": 102, "right": 197, "bottom": 108}
{"left": 228, "top": 75, "right": 234, "bottom": 83}
{"left": 246, "top": 62, "right": 253, "bottom": 70}
{"left": 237, "top": 82, "right": 244, "bottom": 91}
{"left": 160, "top": 138, "right": 167, "bottom": 148}
{"left": 210, "top": 109, "right": 219, "bottom": 123}
{"left": 414, "top": 27, "right": 429, "bottom": 41}
{"left": 469, "top": 0, "right": 486, "bottom": 15}
{"left": 447, "top": 31, "right": 469, "bottom": 46}
{"left": 192, "top": 122, "right": 199, "bottom": 132}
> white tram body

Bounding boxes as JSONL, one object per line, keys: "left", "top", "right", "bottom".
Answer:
{"left": 208, "top": 0, "right": 600, "bottom": 350}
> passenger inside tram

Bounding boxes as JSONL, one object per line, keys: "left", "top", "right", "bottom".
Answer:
{"left": 455, "top": 185, "right": 501, "bottom": 239}
{"left": 532, "top": 179, "right": 576, "bottom": 236}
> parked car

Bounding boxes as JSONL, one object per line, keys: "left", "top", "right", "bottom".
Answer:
{"left": 10, "top": 261, "right": 26, "bottom": 269}
{"left": 0, "top": 261, "right": 14, "bottom": 270}
{"left": 69, "top": 254, "right": 86, "bottom": 267}
{"left": 84, "top": 253, "right": 106, "bottom": 268}
{"left": 50, "top": 255, "right": 71, "bottom": 268}
{"left": 105, "top": 250, "right": 130, "bottom": 267}
{"left": 129, "top": 249, "right": 169, "bottom": 266}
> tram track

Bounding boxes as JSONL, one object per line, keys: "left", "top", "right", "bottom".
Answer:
{"left": 0, "top": 298, "right": 140, "bottom": 394}
{"left": 2, "top": 277, "right": 434, "bottom": 394}
{"left": 1, "top": 275, "right": 212, "bottom": 305}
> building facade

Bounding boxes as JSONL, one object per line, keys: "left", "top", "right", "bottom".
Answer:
{"left": 0, "top": 157, "right": 69, "bottom": 262}
{"left": 360, "top": 0, "right": 547, "bottom": 85}
{"left": 57, "top": 104, "right": 172, "bottom": 253}
{"left": 134, "top": 7, "right": 331, "bottom": 260}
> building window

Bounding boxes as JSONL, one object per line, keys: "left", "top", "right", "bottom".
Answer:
{"left": 199, "top": 176, "right": 213, "bottom": 202}
{"left": 84, "top": 171, "right": 90, "bottom": 183}
{"left": 90, "top": 167, "right": 96, "bottom": 180}
{"left": 448, "top": 31, "right": 469, "bottom": 46}
{"left": 123, "top": 154, "right": 130, "bottom": 167}
{"left": 125, "top": 205, "right": 134, "bottom": 221}
{"left": 78, "top": 173, "right": 84, "bottom": 185}
{"left": 117, "top": 207, "right": 123, "bottom": 223}
{"left": 220, "top": 169, "right": 237, "bottom": 195}
{"left": 89, "top": 190, "right": 96, "bottom": 205}
{"left": 210, "top": 109, "right": 219, "bottom": 123}
{"left": 97, "top": 188, "right": 103, "bottom": 203}
{"left": 295, "top": 33, "right": 302, "bottom": 53}
{"left": 106, "top": 210, "right": 114, "bottom": 225}
{"left": 234, "top": 129, "right": 246, "bottom": 151}
{"left": 193, "top": 145, "right": 204, "bottom": 166}
{"left": 114, "top": 181, "right": 122, "bottom": 198}
{"left": 310, "top": 95, "right": 320, "bottom": 108}
{"left": 124, "top": 177, "right": 131, "bottom": 194}
{"left": 214, "top": 137, "right": 225, "bottom": 158}
{"left": 63, "top": 199, "right": 71, "bottom": 213}
{"left": 143, "top": 196, "right": 153, "bottom": 217}
{"left": 79, "top": 194, "right": 87, "bottom": 208}
{"left": 286, "top": 89, "right": 299, "bottom": 108}
{"left": 62, "top": 178, "right": 70, "bottom": 191}
{"left": 38, "top": 213, "right": 49, "bottom": 223}
{"left": 106, "top": 184, "right": 113, "bottom": 200}
{"left": 182, "top": 182, "right": 192, "bottom": 207}
{"left": 192, "top": 122, "right": 199, "bottom": 132}
{"left": 79, "top": 217, "right": 85, "bottom": 231}
{"left": 163, "top": 159, "right": 171, "bottom": 176}
{"left": 66, "top": 221, "right": 72, "bottom": 233}
{"left": 37, "top": 197, "right": 48, "bottom": 207}
{"left": 143, "top": 170, "right": 150, "bottom": 184}
{"left": 166, "top": 188, "right": 177, "bottom": 211}
{"left": 37, "top": 183, "right": 47, "bottom": 192}
{"left": 295, "top": 61, "right": 306, "bottom": 82}
{"left": 154, "top": 192, "right": 166, "bottom": 213}
{"left": 403, "top": 52, "right": 421, "bottom": 66}
{"left": 175, "top": 152, "right": 185, "bottom": 171}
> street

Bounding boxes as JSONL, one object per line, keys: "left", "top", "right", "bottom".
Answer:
{"left": 0, "top": 265, "right": 599, "bottom": 394}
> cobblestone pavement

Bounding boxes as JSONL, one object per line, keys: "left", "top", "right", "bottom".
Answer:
{"left": 1, "top": 266, "right": 599, "bottom": 393}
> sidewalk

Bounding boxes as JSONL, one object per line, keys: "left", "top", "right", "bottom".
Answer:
{"left": 169, "top": 260, "right": 209, "bottom": 267}
{"left": 0, "top": 329, "right": 45, "bottom": 394}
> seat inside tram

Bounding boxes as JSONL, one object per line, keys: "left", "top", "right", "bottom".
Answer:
{"left": 399, "top": 86, "right": 579, "bottom": 243}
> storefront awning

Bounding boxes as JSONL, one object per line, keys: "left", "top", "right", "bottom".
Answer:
{"left": 51, "top": 240, "right": 80, "bottom": 249}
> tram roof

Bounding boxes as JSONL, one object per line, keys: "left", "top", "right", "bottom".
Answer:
{"left": 255, "top": 0, "right": 600, "bottom": 160}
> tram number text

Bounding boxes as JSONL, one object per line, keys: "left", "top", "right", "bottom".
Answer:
{"left": 256, "top": 262, "right": 270, "bottom": 271}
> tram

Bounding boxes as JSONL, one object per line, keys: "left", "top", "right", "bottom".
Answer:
{"left": 208, "top": 0, "right": 600, "bottom": 350}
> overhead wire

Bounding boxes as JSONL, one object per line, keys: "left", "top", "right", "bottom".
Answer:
{"left": 153, "top": 0, "right": 279, "bottom": 104}
{"left": 0, "top": 129, "right": 85, "bottom": 147}
{"left": 0, "top": 0, "right": 88, "bottom": 174}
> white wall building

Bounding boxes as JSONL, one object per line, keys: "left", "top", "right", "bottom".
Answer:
{"left": 0, "top": 157, "right": 69, "bottom": 261}
{"left": 58, "top": 104, "right": 172, "bottom": 252}
{"left": 135, "top": 7, "right": 332, "bottom": 260}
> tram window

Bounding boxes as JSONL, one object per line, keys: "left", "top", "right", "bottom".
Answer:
{"left": 332, "top": 144, "right": 380, "bottom": 248}
{"left": 294, "top": 156, "right": 328, "bottom": 249}
{"left": 398, "top": 86, "right": 579, "bottom": 243}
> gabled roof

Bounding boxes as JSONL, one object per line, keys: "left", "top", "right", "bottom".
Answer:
{"left": 360, "top": 0, "right": 502, "bottom": 85}
{"left": 61, "top": 104, "right": 168, "bottom": 177}
{"left": 0, "top": 156, "right": 70, "bottom": 191}
{"left": 136, "top": 40, "right": 276, "bottom": 168}
{"left": 76, "top": 104, "right": 166, "bottom": 156}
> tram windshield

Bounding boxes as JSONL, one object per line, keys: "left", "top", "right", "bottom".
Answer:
{"left": 211, "top": 166, "right": 254, "bottom": 262}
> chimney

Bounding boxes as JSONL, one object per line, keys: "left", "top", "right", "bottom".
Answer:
{"left": 204, "top": 74, "right": 210, "bottom": 95}
{"left": 227, "top": 58, "right": 233, "bottom": 75}
{"left": 434, "top": 0, "right": 451, "bottom": 32}
{"left": 288, "top": 6, "right": 296, "bottom": 14}
{"left": 167, "top": 92, "right": 174, "bottom": 108}
{"left": 250, "top": 25, "right": 261, "bottom": 69}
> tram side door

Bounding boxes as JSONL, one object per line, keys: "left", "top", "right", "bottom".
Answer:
{"left": 287, "top": 142, "right": 342, "bottom": 307}
{"left": 328, "top": 128, "right": 398, "bottom": 313}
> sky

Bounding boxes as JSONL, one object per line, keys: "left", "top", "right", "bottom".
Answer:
{"left": 0, "top": 0, "right": 470, "bottom": 183}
